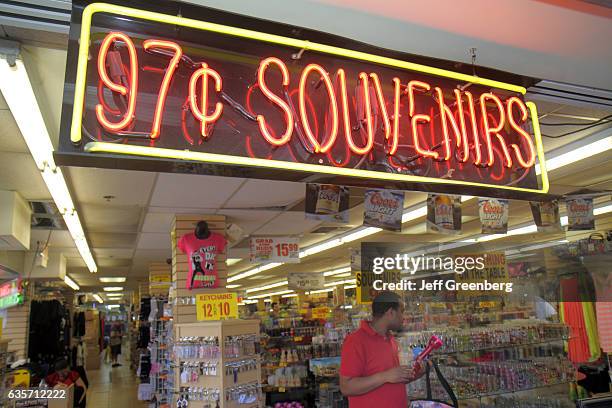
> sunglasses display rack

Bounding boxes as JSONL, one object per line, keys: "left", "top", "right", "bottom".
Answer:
{"left": 173, "top": 319, "right": 263, "bottom": 408}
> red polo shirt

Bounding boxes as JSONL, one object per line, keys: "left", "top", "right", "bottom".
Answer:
{"left": 340, "top": 320, "right": 407, "bottom": 408}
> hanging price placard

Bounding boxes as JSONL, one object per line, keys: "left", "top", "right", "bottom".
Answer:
{"left": 196, "top": 293, "right": 238, "bottom": 321}
{"left": 250, "top": 237, "right": 300, "bottom": 263}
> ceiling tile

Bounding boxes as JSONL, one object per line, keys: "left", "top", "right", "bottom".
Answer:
{"left": 30, "top": 229, "right": 74, "bottom": 250}
{"left": 0, "top": 152, "right": 50, "bottom": 200}
{"left": 223, "top": 179, "right": 305, "bottom": 209}
{"left": 66, "top": 167, "right": 156, "bottom": 206}
{"left": 141, "top": 212, "right": 175, "bottom": 233}
{"left": 89, "top": 232, "right": 137, "bottom": 249}
{"left": 217, "top": 209, "right": 280, "bottom": 236}
{"left": 80, "top": 203, "right": 142, "bottom": 233}
{"left": 136, "top": 233, "right": 171, "bottom": 250}
{"left": 149, "top": 174, "right": 244, "bottom": 208}
{"left": 0, "top": 111, "right": 28, "bottom": 153}
{"left": 254, "top": 211, "right": 321, "bottom": 235}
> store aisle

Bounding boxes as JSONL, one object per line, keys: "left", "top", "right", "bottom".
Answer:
{"left": 85, "top": 356, "right": 146, "bottom": 407}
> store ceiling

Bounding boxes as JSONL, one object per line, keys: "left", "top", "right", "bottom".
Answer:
{"left": 0, "top": 0, "right": 611, "bottom": 299}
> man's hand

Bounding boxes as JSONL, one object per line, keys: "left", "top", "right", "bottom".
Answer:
{"left": 383, "top": 366, "right": 413, "bottom": 383}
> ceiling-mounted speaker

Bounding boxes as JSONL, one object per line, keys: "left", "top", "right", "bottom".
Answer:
{"left": 226, "top": 223, "right": 244, "bottom": 245}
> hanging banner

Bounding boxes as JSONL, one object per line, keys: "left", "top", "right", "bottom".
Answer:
{"left": 363, "top": 189, "right": 404, "bottom": 232}
{"left": 426, "top": 194, "right": 462, "bottom": 234}
{"left": 479, "top": 198, "right": 509, "bottom": 234}
{"left": 57, "top": 0, "right": 549, "bottom": 200}
{"left": 566, "top": 198, "right": 595, "bottom": 231}
{"left": 305, "top": 184, "right": 349, "bottom": 223}
{"left": 196, "top": 293, "right": 238, "bottom": 321}
{"left": 249, "top": 236, "right": 300, "bottom": 263}
{"left": 530, "top": 200, "right": 562, "bottom": 233}
{"left": 288, "top": 272, "right": 324, "bottom": 291}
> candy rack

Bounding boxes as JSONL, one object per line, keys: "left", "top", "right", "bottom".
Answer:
{"left": 173, "top": 319, "right": 262, "bottom": 408}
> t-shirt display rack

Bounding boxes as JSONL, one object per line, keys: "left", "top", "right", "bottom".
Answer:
{"left": 172, "top": 215, "right": 228, "bottom": 324}
{"left": 169, "top": 214, "right": 263, "bottom": 407}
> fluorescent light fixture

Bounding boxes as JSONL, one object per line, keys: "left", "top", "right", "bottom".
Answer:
{"left": 307, "top": 288, "right": 334, "bottom": 294}
{"left": 299, "top": 238, "right": 343, "bottom": 258}
{"left": 536, "top": 136, "right": 612, "bottom": 174}
{"left": 264, "top": 299, "right": 272, "bottom": 303}
{"left": 248, "top": 290, "right": 294, "bottom": 299}
{"left": 323, "top": 266, "right": 351, "bottom": 277}
{"left": 103, "top": 287, "right": 124, "bottom": 292}
{"left": 324, "top": 279, "right": 356, "bottom": 287}
{"left": 595, "top": 204, "right": 612, "bottom": 215}
{"left": 227, "top": 258, "right": 242, "bottom": 266}
{"left": 106, "top": 293, "right": 123, "bottom": 297}
{"left": 226, "top": 284, "right": 241, "bottom": 289}
{"left": 93, "top": 294, "right": 104, "bottom": 303}
{"left": 282, "top": 293, "right": 298, "bottom": 298}
{"left": 64, "top": 275, "right": 79, "bottom": 291}
{"left": 107, "top": 305, "right": 120, "bottom": 309}
{"left": 344, "top": 285, "right": 357, "bottom": 289}
{"left": 0, "top": 58, "right": 97, "bottom": 273}
{"left": 99, "top": 277, "right": 127, "bottom": 283}
{"left": 341, "top": 227, "right": 381, "bottom": 243}
{"left": 242, "top": 299, "right": 258, "bottom": 304}
{"left": 402, "top": 204, "right": 428, "bottom": 223}
{"left": 246, "top": 280, "right": 288, "bottom": 293}
{"left": 227, "top": 262, "right": 282, "bottom": 282}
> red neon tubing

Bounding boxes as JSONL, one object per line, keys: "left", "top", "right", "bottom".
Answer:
{"left": 189, "top": 63, "right": 223, "bottom": 138}
{"left": 408, "top": 80, "right": 437, "bottom": 159}
{"left": 298, "top": 64, "right": 338, "bottom": 154}
{"left": 507, "top": 97, "right": 536, "bottom": 168}
{"left": 256, "top": 57, "right": 294, "bottom": 147}
{"left": 143, "top": 39, "right": 183, "bottom": 139}
{"left": 95, "top": 32, "right": 138, "bottom": 132}
{"left": 480, "top": 93, "right": 512, "bottom": 168}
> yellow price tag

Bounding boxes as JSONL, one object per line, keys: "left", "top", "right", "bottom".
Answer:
{"left": 196, "top": 293, "right": 238, "bottom": 321}
{"left": 278, "top": 387, "right": 286, "bottom": 393}
{"left": 312, "top": 307, "right": 330, "bottom": 319}
{"left": 479, "top": 301, "right": 497, "bottom": 308}
{"left": 150, "top": 274, "right": 171, "bottom": 283}
{"left": 294, "top": 336, "right": 303, "bottom": 342}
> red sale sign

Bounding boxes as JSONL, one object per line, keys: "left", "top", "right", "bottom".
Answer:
{"left": 250, "top": 236, "right": 300, "bottom": 263}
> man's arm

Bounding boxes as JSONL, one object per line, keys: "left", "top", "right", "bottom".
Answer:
{"left": 340, "top": 366, "right": 412, "bottom": 397}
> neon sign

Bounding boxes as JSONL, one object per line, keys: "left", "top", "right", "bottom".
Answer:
{"left": 58, "top": 1, "right": 549, "bottom": 198}
{"left": 0, "top": 279, "right": 23, "bottom": 310}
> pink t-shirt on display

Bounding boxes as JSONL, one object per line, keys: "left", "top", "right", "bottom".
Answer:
{"left": 177, "top": 232, "right": 226, "bottom": 289}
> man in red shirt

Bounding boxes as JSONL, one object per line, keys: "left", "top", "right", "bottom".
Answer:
{"left": 340, "top": 291, "right": 423, "bottom": 407}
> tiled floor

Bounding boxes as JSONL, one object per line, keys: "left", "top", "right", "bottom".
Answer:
{"left": 85, "top": 353, "right": 147, "bottom": 408}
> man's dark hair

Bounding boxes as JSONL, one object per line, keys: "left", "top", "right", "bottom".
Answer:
{"left": 54, "top": 358, "right": 69, "bottom": 372}
{"left": 372, "top": 291, "right": 402, "bottom": 317}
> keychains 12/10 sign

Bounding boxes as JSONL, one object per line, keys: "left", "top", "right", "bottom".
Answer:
{"left": 196, "top": 293, "right": 238, "bottom": 321}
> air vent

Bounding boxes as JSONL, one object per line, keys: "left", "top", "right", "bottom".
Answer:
{"left": 30, "top": 201, "right": 65, "bottom": 230}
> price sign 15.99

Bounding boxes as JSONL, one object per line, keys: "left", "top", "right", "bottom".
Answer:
{"left": 196, "top": 293, "right": 238, "bottom": 321}
{"left": 250, "top": 236, "right": 300, "bottom": 263}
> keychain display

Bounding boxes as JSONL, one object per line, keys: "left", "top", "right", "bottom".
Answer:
{"left": 176, "top": 337, "right": 220, "bottom": 359}
{"left": 224, "top": 359, "right": 258, "bottom": 384}
{"left": 225, "top": 382, "right": 262, "bottom": 405}
{"left": 179, "top": 361, "right": 219, "bottom": 384}
{"left": 224, "top": 335, "right": 258, "bottom": 358}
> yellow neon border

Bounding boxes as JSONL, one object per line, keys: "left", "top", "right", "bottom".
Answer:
{"left": 72, "top": 2, "right": 549, "bottom": 194}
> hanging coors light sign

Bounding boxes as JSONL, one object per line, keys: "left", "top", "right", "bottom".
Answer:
{"left": 57, "top": 1, "right": 549, "bottom": 199}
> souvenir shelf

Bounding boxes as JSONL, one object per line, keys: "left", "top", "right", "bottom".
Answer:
{"left": 174, "top": 319, "right": 262, "bottom": 408}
